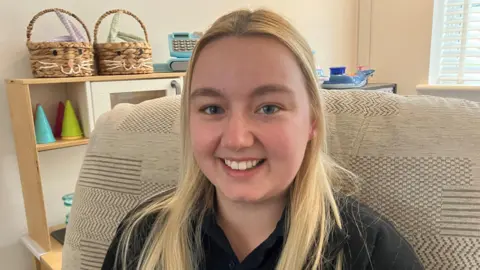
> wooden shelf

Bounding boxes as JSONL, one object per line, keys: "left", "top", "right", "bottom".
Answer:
{"left": 37, "top": 138, "right": 89, "bottom": 152}
{"left": 41, "top": 225, "right": 64, "bottom": 270}
{"left": 6, "top": 72, "right": 186, "bottom": 85}
{"left": 21, "top": 225, "right": 64, "bottom": 270}
{"left": 6, "top": 73, "right": 185, "bottom": 270}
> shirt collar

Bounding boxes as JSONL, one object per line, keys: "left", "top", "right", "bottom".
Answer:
{"left": 201, "top": 205, "right": 346, "bottom": 251}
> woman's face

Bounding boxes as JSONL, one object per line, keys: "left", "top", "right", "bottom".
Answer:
{"left": 189, "top": 36, "right": 315, "bottom": 204}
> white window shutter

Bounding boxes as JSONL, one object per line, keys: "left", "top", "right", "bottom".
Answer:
{"left": 438, "top": 0, "right": 480, "bottom": 84}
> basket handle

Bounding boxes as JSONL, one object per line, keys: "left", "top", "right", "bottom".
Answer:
{"left": 94, "top": 9, "right": 149, "bottom": 44}
{"left": 26, "top": 8, "right": 92, "bottom": 42}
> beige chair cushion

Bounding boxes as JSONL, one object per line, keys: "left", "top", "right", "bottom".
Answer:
{"left": 63, "top": 91, "right": 480, "bottom": 269}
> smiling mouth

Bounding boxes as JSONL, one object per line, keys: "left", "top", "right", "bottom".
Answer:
{"left": 222, "top": 158, "right": 266, "bottom": 171}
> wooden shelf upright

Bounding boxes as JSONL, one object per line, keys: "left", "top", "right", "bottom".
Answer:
{"left": 5, "top": 72, "right": 185, "bottom": 270}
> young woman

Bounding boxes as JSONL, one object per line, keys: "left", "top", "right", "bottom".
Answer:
{"left": 102, "top": 9, "right": 424, "bottom": 270}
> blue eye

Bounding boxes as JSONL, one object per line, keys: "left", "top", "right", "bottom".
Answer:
{"left": 258, "top": 105, "right": 279, "bottom": 115}
{"left": 202, "top": 106, "right": 224, "bottom": 115}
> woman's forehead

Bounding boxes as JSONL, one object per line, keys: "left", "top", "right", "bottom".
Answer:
{"left": 190, "top": 36, "right": 306, "bottom": 97}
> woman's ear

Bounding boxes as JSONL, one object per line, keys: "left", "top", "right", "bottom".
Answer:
{"left": 309, "top": 120, "right": 317, "bottom": 140}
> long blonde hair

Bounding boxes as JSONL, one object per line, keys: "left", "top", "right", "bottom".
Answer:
{"left": 117, "top": 8, "right": 353, "bottom": 270}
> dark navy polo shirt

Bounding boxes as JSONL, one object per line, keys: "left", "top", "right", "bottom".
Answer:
{"left": 102, "top": 196, "right": 424, "bottom": 269}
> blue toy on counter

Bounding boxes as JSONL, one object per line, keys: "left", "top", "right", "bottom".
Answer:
{"left": 322, "top": 66, "right": 375, "bottom": 89}
{"left": 154, "top": 32, "right": 202, "bottom": 72}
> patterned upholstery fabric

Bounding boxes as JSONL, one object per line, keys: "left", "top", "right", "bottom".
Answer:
{"left": 63, "top": 91, "right": 480, "bottom": 269}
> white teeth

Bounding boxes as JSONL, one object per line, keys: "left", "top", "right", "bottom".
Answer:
{"left": 239, "top": 162, "right": 247, "bottom": 170}
{"left": 224, "top": 159, "right": 263, "bottom": 170}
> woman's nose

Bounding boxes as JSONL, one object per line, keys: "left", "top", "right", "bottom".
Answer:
{"left": 221, "top": 114, "right": 254, "bottom": 151}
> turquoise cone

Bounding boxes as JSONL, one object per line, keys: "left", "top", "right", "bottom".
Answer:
{"left": 35, "top": 105, "right": 56, "bottom": 144}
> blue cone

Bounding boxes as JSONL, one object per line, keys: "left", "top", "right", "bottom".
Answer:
{"left": 35, "top": 105, "right": 56, "bottom": 144}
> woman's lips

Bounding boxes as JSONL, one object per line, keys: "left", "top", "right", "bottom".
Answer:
{"left": 219, "top": 158, "right": 266, "bottom": 178}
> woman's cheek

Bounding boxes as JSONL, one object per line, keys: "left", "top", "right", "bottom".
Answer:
{"left": 263, "top": 123, "right": 308, "bottom": 164}
{"left": 190, "top": 118, "right": 220, "bottom": 152}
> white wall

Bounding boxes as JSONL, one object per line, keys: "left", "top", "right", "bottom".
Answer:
{"left": 0, "top": 0, "right": 357, "bottom": 269}
{"left": 358, "top": 0, "right": 434, "bottom": 95}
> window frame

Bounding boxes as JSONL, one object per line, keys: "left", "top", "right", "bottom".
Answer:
{"left": 429, "top": 0, "right": 480, "bottom": 85}
{"left": 429, "top": 0, "right": 446, "bottom": 84}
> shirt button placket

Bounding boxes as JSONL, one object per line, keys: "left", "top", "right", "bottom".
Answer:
{"left": 228, "top": 261, "right": 236, "bottom": 270}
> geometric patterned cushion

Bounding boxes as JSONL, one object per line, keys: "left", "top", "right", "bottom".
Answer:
{"left": 62, "top": 97, "right": 181, "bottom": 270}
{"left": 325, "top": 91, "right": 480, "bottom": 269}
{"left": 63, "top": 91, "right": 480, "bottom": 270}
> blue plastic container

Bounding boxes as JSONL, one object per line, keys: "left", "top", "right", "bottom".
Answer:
{"left": 330, "top": 66, "right": 346, "bottom": 75}
{"left": 62, "top": 193, "right": 74, "bottom": 224}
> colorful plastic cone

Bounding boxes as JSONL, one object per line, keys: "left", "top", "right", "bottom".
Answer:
{"left": 33, "top": 103, "right": 40, "bottom": 121}
{"left": 34, "top": 105, "right": 56, "bottom": 144}
{"left": 61, "top": 100, "right": 83, "bottom": 140}
{"left": 54, "top": 101, "right": 65, "bottom": 137}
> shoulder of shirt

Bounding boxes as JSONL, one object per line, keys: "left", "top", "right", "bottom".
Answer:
{"left": 128, "top": 190, "right": 172, "bottom": 223}
{"left": 102, "top": 191, "right": 173, "bottom": 269}
{"left": 115, "top": 190, "right": 174, "bottom": 247}
{"left": 335, "top": 195, "right": 400, "bottom": 246}
{"left": 335, "top": 195, "right": 410, "bottom": 244}
{"left": 334, "top": 195, "right": 424, "bottom": 269}
{"left": 336, "top": 195, "right": 389, "bottom": 232}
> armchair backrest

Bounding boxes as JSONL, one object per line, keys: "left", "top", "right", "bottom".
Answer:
{"left": 63, "top": 91, "right": 480, "bottom": 269}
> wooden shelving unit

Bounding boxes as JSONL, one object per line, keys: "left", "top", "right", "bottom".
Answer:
{"left": 36, "top": 138, "right": 89, "bottom": 152}
{"left": 42, "top": 225, "right": 64, "bottom": 270}
{"left": 5, "top": 72, "right": 185, "bottom": 270}
{"left": 6, "top": 72, "right": 185, "bottom": 85}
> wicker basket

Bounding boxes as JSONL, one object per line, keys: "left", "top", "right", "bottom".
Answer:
{"left": 94, "top": 9, "right": 153, "bottom": 75}
{"left": 26, "top": 8, "right": 94, "bottom": 78}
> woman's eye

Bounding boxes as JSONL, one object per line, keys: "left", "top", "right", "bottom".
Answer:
{"left": 202, "top": 106, "right": 224, "bottom": 115}
{"left": 258, "top": 105, "right": 280, "bottom": 115}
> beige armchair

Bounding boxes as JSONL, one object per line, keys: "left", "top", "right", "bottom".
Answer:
{"left": 63, "top": 90, "right": 480, "bottom": 269}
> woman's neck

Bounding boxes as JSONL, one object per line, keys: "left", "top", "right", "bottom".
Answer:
{"left": 215, "top": 191, "right": 287, "bottom": 262}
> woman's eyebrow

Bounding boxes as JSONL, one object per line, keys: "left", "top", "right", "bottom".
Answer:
{"left": 190, "top": 84, "right": 294, "bottom": 101}
{"left": 250, "top": 84, "right": 294, "bottom": 98}
{"left": 190, "top": 87, "right": 224, "bottom": 101}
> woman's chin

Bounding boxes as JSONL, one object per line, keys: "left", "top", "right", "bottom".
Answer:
{"left": 220, "top": 189, "right": 270, "bottom": 204}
